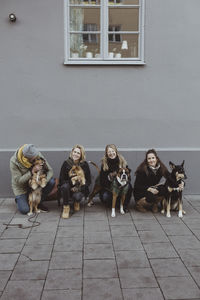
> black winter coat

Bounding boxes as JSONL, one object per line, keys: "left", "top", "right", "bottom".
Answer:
{"left": 100, "top": 157, "right": 130, "bottom": 191}
{"left": 59, "top": 158, "right": 91, "bottom": 196}
{"left": 133, "top": 167, "right": 167, "bottom": 202}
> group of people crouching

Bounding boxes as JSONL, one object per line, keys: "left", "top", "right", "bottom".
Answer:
{"left": 10, "top": 143, "right": 173, "bottom": 218}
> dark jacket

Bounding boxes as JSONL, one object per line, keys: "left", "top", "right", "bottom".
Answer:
{"left": 100, "top": 156, "right": 130, "bottom": 191}
{"left": 133, "top": 166, "right": 168, "bottom": 202}
{"left": 59, "top": 158, "right": 91, "bottom": 196}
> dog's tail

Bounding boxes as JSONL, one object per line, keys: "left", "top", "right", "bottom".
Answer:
{"left": 88, "top": 161, "right": 100, "bottom": 173}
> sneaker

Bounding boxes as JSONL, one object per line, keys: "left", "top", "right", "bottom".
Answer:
{"left": 38, "top": 203, "right": 49, "bottom": 212}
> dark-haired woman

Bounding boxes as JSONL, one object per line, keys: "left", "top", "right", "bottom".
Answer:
{"left": 133, "top": 149, "right": 169, "bottom": 212}
{"left": 99, "top": 144, "right": 132, "bottom": 213}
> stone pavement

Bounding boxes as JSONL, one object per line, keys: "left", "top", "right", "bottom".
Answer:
{"left": 0, "top": 196, "right": 200, "bottom": 300}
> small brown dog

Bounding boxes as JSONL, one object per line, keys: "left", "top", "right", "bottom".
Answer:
{"left": 68, "top": 165, "right": 86, "bottom": 192}
{"left": 28, "top": 157, "right": 48, "bottom": 216}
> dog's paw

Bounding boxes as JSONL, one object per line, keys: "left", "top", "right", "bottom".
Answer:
{"left": 161, "top": 209, "right": 165, "bottom": 214}
{"left": 111, "top": 209, "right": 116, "bottom": 218}
{"left": 87, "top": 201, "right": 94, "bottom": 207}
{"left": 182, "top": 210, "right": 186, "bottom": 215}
{"left": 35, "top": 209, "right": 41, "bottom": 214}
{"left": 27, "top": 212, "right": 33, "bottom": 216}
{"left": 178, "top": 211, "right": 183, "bottom": 218}
{"left": 166, "top": 213, "right": 171, "bottom": 218}
{"left": 120, "top": 209, "right": 125, "bottom": 215}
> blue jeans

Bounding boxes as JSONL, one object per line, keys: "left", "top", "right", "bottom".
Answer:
{"left": 15, "top": 178, "right": 55, "bottom": 214}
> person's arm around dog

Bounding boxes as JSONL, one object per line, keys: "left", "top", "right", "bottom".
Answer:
{"left": 133, "top": 149, "right": 169, "bottom": 213}
{"left": 10, "top": 144, "right": 55, "bottom": 214}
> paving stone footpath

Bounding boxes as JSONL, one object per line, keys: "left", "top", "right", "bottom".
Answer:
{"left": 0, "top": 196, "right": 200, "bottom": 300}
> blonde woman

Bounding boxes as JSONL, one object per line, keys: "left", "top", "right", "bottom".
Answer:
{"left": 59, "top": 145, "right": 91, "bottom": 218}
{"left": 99, "top": 144, "right": 132, "bottom": 212}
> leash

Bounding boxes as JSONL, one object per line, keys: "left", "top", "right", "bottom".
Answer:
{"left": 3, "top": 213, "right": 41, "bottom": 230}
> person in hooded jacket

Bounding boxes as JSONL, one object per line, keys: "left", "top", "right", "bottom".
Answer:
{"left": 10, "top": 144, "right": 55, "bottom": 214}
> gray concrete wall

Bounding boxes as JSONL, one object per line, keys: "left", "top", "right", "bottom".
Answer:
{"left": 0, "top": 0, "right": 200, "bottom": 195}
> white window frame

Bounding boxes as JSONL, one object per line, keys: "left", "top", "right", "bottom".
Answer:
{"left": 64, "top": 0, "right": 145, "bottom": 65}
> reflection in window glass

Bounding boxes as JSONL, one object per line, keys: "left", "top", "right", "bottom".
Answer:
{"left": 108, "top": 0, "right": 139, "bottom": 4}
{"left": 70, "top": 0, "right": 100, "bottom": 4}
{"left": 108, "top": 34, "right": 138, "bottom": 58}
{"left": 70, "top": 8, "right": 100, "bottom": 31}
{"left": 70, "top": 34, "right": 100, "bottom": 58}
{"left": 109, "top": 25, "right": 122, "bottom": 42}
{"left": 109, "top": 8, "right": 139, "bottom": 31}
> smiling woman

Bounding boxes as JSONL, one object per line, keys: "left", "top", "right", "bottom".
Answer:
{"left": 133, "top": 149, "right": 169, "bottom": 213}
{"left": 59, "top": 144, "right": 91, "bottom": 219}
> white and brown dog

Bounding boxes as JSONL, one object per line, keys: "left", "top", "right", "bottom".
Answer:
{"left": 111, "top": 168, "right": 131, "bottom": 217}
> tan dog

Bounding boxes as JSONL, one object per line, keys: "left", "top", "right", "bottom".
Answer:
{"left": 68, "top": 165, "right": 86, "bottom": 192}
{"left": 28, "top": 157, "right": 48, "bottom": 216}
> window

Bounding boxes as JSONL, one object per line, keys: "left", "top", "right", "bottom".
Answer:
{"left": 64, "top": 0, "right": 145, "bottom": 65}
{"left": 109, "top": 25, "right": 122, "bottom": 43}
{"left": 83, "top": 24, "right": 98, "bottom": 43}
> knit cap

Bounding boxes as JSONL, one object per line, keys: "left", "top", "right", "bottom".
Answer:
{"left": 22, "top": 144, "right": 39, "bottom": 158}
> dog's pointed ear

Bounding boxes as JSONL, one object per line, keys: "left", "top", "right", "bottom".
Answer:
{"left": 169, "top": 161, "right": 175, "bottom": 169}
{"left": 181, "top": 160, "right": 185, "bottom": 167}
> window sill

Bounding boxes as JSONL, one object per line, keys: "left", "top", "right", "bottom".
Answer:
{"left": 64, "top": 59, "right": 145, "bottom": 65}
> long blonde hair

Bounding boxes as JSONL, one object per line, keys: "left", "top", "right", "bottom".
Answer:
{"left": 70, "top": 144, "right": 86, "bottom": 163}
{"left": 101, "top": 144, "right": 127, "bottom": 171}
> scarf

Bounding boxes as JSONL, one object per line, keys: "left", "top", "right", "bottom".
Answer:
{"left": 17, "top": 145, "right": 33, "bottom": 169}
{"left": 149, "top": 163, "right": 160, "bottom": 175}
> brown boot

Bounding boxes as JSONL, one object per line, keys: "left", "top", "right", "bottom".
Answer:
{"left": 62, "top": 205, "right": 70, "bottom": 219}
{"left": 74, "top": 201, "right": 80, "bottom": 212}
{"left": 152, "top": 196, "right": 164, "bottom": 213}
{"left": 135, "top": 197, "right": 150, "bottom": 212}
{"left": 152, "top": 203, "right": 158, "bottom": 213}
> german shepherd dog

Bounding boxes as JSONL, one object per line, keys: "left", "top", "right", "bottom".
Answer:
{"left": 28, "top": 157, "right": 48, "bottom": 216}
{"left": 161, "top": 161, "right": 186, "bottom": 218}
{"left": 68, "top": 165, "right": 86, "bottom": 193}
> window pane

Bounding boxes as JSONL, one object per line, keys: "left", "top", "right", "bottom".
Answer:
{"left": 70, "top": 0, "right": 101, "bottom": 4}
{"left": 109, "top": 8, "right": 139, "bottom": 31}
{"left": 108, "top": 0, "right": 139, "bottom": 4}
{"left": 70, "top": 8, "right": 100, "bottom": 31}
{"left": 108, "top": 34, "right": 138, "bottom": 58}
{"left": 70, "top": 34, "right": 100, "bottom": 58}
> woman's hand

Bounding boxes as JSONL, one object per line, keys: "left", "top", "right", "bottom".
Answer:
{"left": 147, "top": 187, "right": 159, "bottom": 195}
{"left": 178, "top": 181, "right": 184, "bottom": 191}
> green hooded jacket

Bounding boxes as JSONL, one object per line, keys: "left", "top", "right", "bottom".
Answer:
{"left": 10, "top": 150, "right": 53, "bottom": 196}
